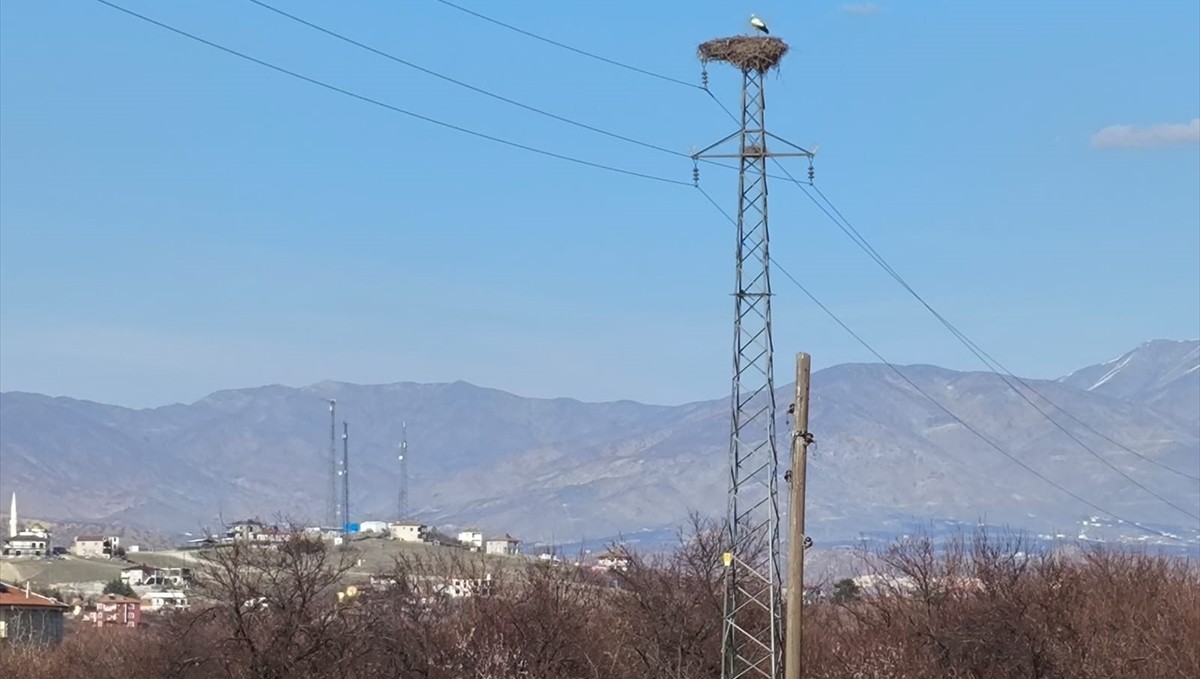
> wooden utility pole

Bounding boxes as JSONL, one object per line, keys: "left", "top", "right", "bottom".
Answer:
{"left": 785, "top": 352, "right": 812, "bottom": 679}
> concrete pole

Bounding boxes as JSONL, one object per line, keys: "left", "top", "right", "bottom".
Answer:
{"left": 784, "top": 352, "right": 812, "bottom": 679}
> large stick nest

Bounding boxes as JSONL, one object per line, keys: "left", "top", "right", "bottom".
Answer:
{"left": 698, "top": 36, "right": 789, "bottom": 73}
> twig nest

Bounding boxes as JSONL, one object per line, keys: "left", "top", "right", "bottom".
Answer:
{"left": 698, "top": 36, "right": 789, "bottom": 73}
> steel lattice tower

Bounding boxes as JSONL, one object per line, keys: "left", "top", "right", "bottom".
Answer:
{"left": 328, "top": 399, "right": 337, "bottom": 529}
{"left": 340, "top": 421, "right": 350, "bottom": 532}
{"left": 694, "top": 35, "right": 814, "bottom": 679}
{"left": 398, "top": 421, "right": 409, "bottom": 519}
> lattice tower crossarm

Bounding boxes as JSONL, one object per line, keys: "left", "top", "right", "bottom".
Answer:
{"left": 693, "top": 36, "right": 815, "bottom": 679}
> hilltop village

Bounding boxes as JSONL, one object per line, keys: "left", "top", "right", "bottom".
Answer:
{"left": 1, "top": 492, "right": 633, "bottom": 646}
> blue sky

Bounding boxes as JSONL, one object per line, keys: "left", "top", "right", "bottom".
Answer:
{"left": 1, "top": 0, "right": 1197, "bottom": 408}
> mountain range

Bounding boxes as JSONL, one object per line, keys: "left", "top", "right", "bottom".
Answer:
{"left": 2, "top": 339, "right": 1197, "bottom": 546}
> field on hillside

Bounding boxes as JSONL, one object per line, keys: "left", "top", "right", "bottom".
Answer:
{"left": 1, "top": 537, "right": 532, "bottom": 593}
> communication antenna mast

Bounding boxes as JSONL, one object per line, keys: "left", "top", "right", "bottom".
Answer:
{"left": 398, "top": 422, "right": 409, "bottom": 520}
{"left": 692, "top": 30, "right": 816, "bottom": 679}
{"left": 328, "top": 399, "right": 337, "bottom": 529}
{"left": 340, "top": 421, "right": 350, "bottom": 533}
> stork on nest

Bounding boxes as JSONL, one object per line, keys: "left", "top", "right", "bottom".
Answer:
{"left": 698, "top": 35, "right": 789, "bottom": 73}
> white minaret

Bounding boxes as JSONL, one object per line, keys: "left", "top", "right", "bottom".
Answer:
{"left": 8, "top": 492, "right": 16, "bottom": 538}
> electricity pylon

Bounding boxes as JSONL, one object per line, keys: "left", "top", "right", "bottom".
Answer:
{"left": 693, "top": 40, "right": 816, "bottom": 679}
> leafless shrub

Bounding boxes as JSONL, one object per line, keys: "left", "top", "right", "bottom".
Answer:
{"left": 808, "top": 527, "right": 1200, "bottom": 679}
{"left": 0, "top": 630, "right": 159, "bottom": 679}
{"left": 605, "top": 511, "right": 726, "bottom": 679}
{"left": 5, "top": 523, "right": 1196, "bottom": 679}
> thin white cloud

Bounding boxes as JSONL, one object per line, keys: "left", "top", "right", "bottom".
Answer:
{"left": 842, "top": 3, "right": 884, "bottom": 15}
{"left": 1090, "top": 118, "right": 1200, "bottom": 149}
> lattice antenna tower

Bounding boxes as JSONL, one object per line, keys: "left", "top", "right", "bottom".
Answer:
{"left": 691, "top": 33, "right": 816, "bottom": 679}
{"left": 398, "top": 421, "right": 409, "bottom": 519}
{"left": 328, "top": 399, "right": 338, "bottom": 529}
{"left": 340, "top": 420, "right": 350, "bottom": 533}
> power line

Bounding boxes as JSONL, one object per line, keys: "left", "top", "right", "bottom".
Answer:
{"left": 245, "top": 0, "right": 786, "bottom": 184}
{"left": 432, "top": 0, "right": 1195, "bottom": 489}
{"left": 426, "top": 0, "right": 742, "bottom": 130}
{"left": 245, "top": 0, "right": 690, "bottom": 160}
{"left": 431, "top": 0, "right": 701, "bottom": 90}
{"left": 693, "top": 183, "right": 1183, "bottom": 540}
{"left": 771, "top": 161, "right": 1200, "bottom": 496}
{"left": 807, "top": 181, "right": 1200, "bottom": 483}
{"left": 94, "top": 0, "right": 1191, "bottom": 534}
{"left": 93, "top": 0, "right": 691, "bottom": 187}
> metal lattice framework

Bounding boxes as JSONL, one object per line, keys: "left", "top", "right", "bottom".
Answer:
{"left": 398, "top": 421, "right": 409, "bottom": 519}
{"left": 340, "top": 421, "right": 350, "bottom": 532}
{"left": 328, "top": 399, "right": 338, "bottom": 529}
{"left": 694, "top": 60, "right": 815, "bottom": 679}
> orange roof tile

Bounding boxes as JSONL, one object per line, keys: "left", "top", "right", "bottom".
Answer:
{"left": 0, "top": 582, "right": 69, "bottom": 609}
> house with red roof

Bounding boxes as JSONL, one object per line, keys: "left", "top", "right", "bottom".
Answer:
{"left": 0, "top": 581, "right": 69, "bottom": 646}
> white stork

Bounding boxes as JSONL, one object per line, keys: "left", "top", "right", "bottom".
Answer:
{"left": 749, "top": 14, "right": 769, "bottom": 34}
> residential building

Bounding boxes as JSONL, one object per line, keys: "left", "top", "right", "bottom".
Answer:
{"left": 2, "top": 532, "right": 50, "bottom": 558}
{"left": 226, "top": 519, "right": 264, "bottom": 541}
{"left": 225, "top": 520, "right": 294, "bottom": 544}
{"left": 141, "top": 591, "right": 189, "bottom": 613}
{"left": 434, "top": 573, "right": 494, "bottom": 599}
{"left": 389, "top": 522, "right": 428, "bottom": 543}
{"left": 120, "top": 565, "right": 156, "bottom": 587}
{"left": 484, "top": 535, "right": 521, "bottom": 557}
{"left": 72, "top": 535, "right": 117, "bottom": 558}
{"left": 91, "top": 593, "right": 142, "bottom": 628}
{"left": 457, "top": 529, "right": 483, "bottom": 551}
{"left": 153, "top": 567, "right": 194, "bottom": 587}
{"left": 596, "top": 548, "right": 633, "bottom": 572}
{"left": 121, "top": 565, "right": 193, "bottom": 588}
{"left": 0, "top": 581, "right": 68, "bottom": 646}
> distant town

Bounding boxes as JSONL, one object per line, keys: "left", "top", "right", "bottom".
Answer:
{"left": 1, "top": 491, "right": 636, "bottom": 647}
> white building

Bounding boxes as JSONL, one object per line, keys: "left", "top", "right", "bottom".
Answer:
{"left": 121, "top": 565, "right": 156, "bottom": 587}
{"left": 434, "top": 573, "right": 494, "bottom": 599}
{"left": 2, "top": 532, "right": 50, "bottom": 557}
{"left": 141, "top": 591, "right": 189, "bottom": 612}
{"left": 596, "top": 548, "right": 633, "bottom": 572}
{"left": 1, "top": 494, "right": 54, "bottom": 557}
{"left": 457, "top": 529, "right": 483, "bottom": 550}
{"left": 484, "top": 535, "right": 521, "bottom": 557}
{"left": 358, "top": 520, "right": 390, "bottom": 535}
{"left": 225, "top": 519, "right": 292, "bottom": 544}
{"left": 146, "top": 567, "right": 194, "bottom": 588}
{"left": 389, "top": 522, "right": 428, "bottom": 543}
{"left": 72, "top": 535, "right": 113, "bottom": 558}
{"left": 226, "top": 519, "right": 265, "bottom": 541}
